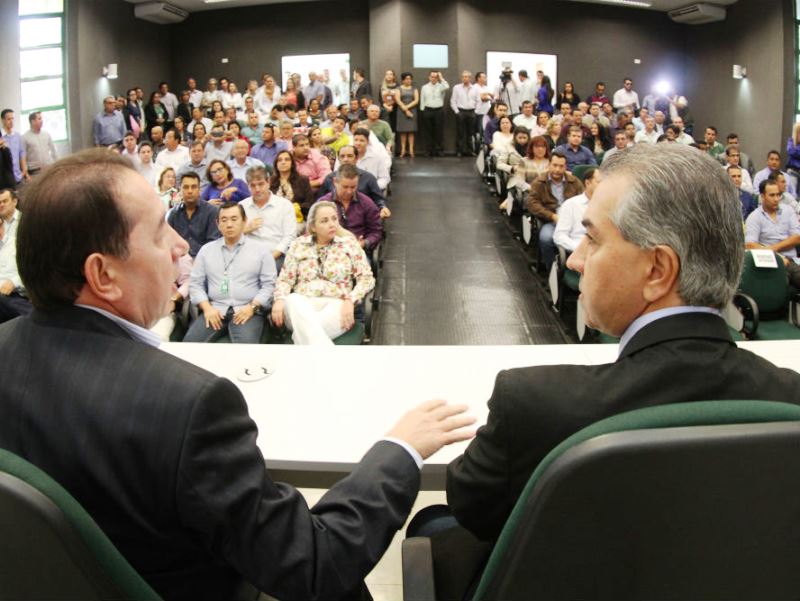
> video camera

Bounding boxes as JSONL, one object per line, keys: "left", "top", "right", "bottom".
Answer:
{"left": 500, "top": 68, "right": 513, "bottom": 84}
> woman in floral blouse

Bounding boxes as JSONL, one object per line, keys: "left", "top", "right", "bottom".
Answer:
{"left": 272, "top": 201, "right": 375, "bottom": 345}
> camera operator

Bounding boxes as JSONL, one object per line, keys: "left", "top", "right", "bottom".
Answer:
{"left": 494, "top": 68, "right": 522, "bottom": 118}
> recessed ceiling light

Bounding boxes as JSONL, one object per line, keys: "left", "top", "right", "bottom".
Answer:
{"left": 567, "top": 0, "right": 653, "bottom": 7}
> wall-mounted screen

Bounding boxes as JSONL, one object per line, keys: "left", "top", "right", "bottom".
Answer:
{"left": 486, "top": 51, "right": 558, "bottom": 98}
{"left": 413, "top": 44, "right": 449, "bottom": 69}
{"left": 281, "top": 53, "right": 351, "bottom": 106}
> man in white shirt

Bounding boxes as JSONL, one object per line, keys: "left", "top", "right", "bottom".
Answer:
{"left": 634, "top": 116, "right": 660, "bottom": 145}
{"left": 188, "top": 107, "right": 213, "bottom": 137}
{"left": 353, "top": 128, "right": 390, "bottom": 191}
{"left": 518, "top": 70, "right": 537, "bottom": 107}
{"left": 255, "top": 75, "right": 282, "bottom": 115}
{"left": 205, "top": 126, "right": 234, "bottom": 162}
{"left": 137, "top": 142, "right": 158, "bottom": 189}
{"left": 450, "top": 70, "right": 477, "bottom": 157}
{"left": 672, "top": 116, "right": 694, "bottom": 145}
{"left": 227, "top": 139, "right": 265, "bottom": 182}
{"left": 241, "top": 165, "right": 295, "bottom": 273}
{"left": 155, "top": 129, "right": 190, "bottom": 172}
{"left": 0, "top": 189, "right": 29, "bottom": 323}
{"left": 177, "top": 141, "right": 210, "bottom": 189}
{"left": 513, "top": 101, "right": 538, "bottom": 132}
{"left": 420, "top": 71, "right": 450, "bottom": 157}
{"left": 612, "top": 78, "right": 640, "bottom": 112}
{"left": 22, "top": 111, "right": 57, "bottom": 176}
{"left": 553, "top": 167, "right": 602, "bottom": 252}
{"left": 159, "top": 82, "right": 179, "bottom": 122}
{"left": 201, "top": 79, "right": 223, "bottom": 113}
{"left": 473, "top": 71, "right": 493, "bottom": 139}
{"left": 186, "top": 77, "right": 203, "bottom": 110}
{"left": 120, "top": 132, "right": 140, "bottom": 167}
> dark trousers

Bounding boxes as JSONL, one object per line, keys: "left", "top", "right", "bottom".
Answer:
{"left": 422, "top": 107, "right": 444, "bottom": 155}
{"left": 455, "top": 109, "right": 476, "bottom": 155}
{"left": 0, "top": 291, "right": 32, "bottom": 324}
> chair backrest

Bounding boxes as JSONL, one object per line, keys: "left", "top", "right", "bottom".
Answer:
{"left": 474, "top": 400, "right": 800, "bottom": 601}
{"left": 571, "top": 163, "right": 592, "bottom": 181}
{"left": 739, "top": 250, "right": 789, "bottom": 315}
{"left": 0, "top": 449, "right": 161, "bottom": 600}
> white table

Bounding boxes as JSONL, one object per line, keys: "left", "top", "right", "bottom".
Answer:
{"left": 162, "top": 342, "right": 800, "bottom": 489}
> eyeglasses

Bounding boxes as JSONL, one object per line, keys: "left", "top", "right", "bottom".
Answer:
{"left": 210, "top": 168, "right": 225, "bottom": 176}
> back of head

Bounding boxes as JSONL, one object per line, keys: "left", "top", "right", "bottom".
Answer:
{"left": 600, "top": 143, "right": 743, "bottom": 309}
{"left": 17, "top": 149, "right": 135, "bottom": 310}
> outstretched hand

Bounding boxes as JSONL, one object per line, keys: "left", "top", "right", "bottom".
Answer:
{"left": 386, "top": 399, "right": 476, "bottom": 460}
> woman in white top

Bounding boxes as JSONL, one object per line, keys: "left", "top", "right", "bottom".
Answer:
{"left": 490, "top": 116, "right": 514, "bottom": 157}
{"left": 528, "top": 111, "right": 550, "bottom": 138}
{"left": 221, "top": 82, "right": 243, "bottom": 111}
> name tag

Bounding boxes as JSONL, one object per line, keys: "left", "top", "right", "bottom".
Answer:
{"left": 752, "top": 249, "right": 778, "bottom": 268}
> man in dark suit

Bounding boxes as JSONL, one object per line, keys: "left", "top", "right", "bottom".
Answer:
{"left": 434, "top": 143, "right": 800, "bottom": 599}
{"left": 0, "top": 149, "right": 474, "bottom": 601}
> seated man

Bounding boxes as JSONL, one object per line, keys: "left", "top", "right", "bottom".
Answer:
{"left": 726, "top": 165, "right": 757, "bottom": 221}
{"left": 434, "top": 144, "right": 800, "bottom": 600}
{"left": 482, "top": 102, "right": 508, "bottom": 147}
{"left": 187, "top": 106, "right": 213, "bottom": 137}
{"left": 241, "top": 165, "right": 296, "bottom": 273}
{"left": 154, "top": 128, "right": 190, "bottom": 172}
{"left": 250, "top": 123, "right": 288, "bottom": 170}
{"left": 555, "top": 126, "right": 597, "bottom": 172}
{"left": 512, "top": 101, "right": 537, "bottom": 131}
{"left": 672, "top": 116, "right": 694, "bottom": 145}
{"left": 204, "top": 125, "right": 234, "bottom": 162}
{"left": 527, "top": 151, "right": 585, "bottom": 270}
{"left": 353, "top": 127, "right": 391, "bottom": 192}
{"left": 136, "top": 141, "right": 158, "bottom": 189}
{"left": 754, "top": 150, "right": 798, "bottom": 196}
{"left": 320, "top": 115, "right": 352, "bottom": 155}
{"left": 177, "top": 140, "right": 210, "bottom": 189}
{"left": 167, "top": 172, "right": 220, "bottom": 257}
{"left": 0, "top": 148, "right": 473, "bottom": 600}
{"left": 293, "top": 133, "right": 332, "bottom": 195}
{"left": 722, "top": 133, "right": 754, "bottom": 174}
{"left": 227, "top": 139, "right": 265, "bottom": 183}
{"left": 601, "top": 130, "right": 630, "bottom": 163}
{"left": 240, "top": 110, "right": 264, "bottom": 147}
{"left": 704, "top": 125, "right": 725, "bottom": 159}
{"left": 722, "top": 145, "right": 754, "bottom": 194}
{"left": 633, "top": 116, "right": 659, "bottom": 145}
{"left": 317, "top": 164, "right": 382, "bottom": 252}
{"left": 149, "top": 253, "right": 192, "bottom": 342}
{"left": 770, "top": 171, "right": 800, "bottom": 214}
{"left": 365, "top": 104, "right": 394, "bottom": 152}
{"left": 0, "top": 189, "right": 30, "bottom": 323}
{"left": 320, "top": 145, "right": 390, "bottom": 218}
{"left": 745, "top": 179, "right": 800, "bottom": 288}
{"left": 185, "top": 202, "right": 276, "bottom": 343}
{"left": 552, "top": 167, "right": 602, "bottom": 253}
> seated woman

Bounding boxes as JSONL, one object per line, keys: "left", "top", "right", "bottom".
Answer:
{"left": 497, "top": 127, "right": 531, "bottom": 212}
{"left": 202, "top": 159, "right": 250, "bottom": 205}
{"left": 270, "top": 150, "right": 314, "bottom": 225}
{"left": 490, "top": 116, "right": 514, "bottom": 157}
{"left": 525, "top": 135, "right": 552, "bottom": 181}
{"left": 272, "top": 201, "right": 375, "bottom": 346}
{"left": 585, "top": 122, "right": 613, "bottom": 161}
{"left": 157, "top": 166, "right": 180, "bottom": 209}
{"left": 309, "top": 125, "right": 336, "bottom": 170}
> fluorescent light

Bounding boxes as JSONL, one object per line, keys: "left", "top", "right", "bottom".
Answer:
{"left": 579, "top": 0, "right": 653, "bottom": 7}
{"left": 204, "top": 0, "right": 235, "bottom": 3}
{"left": 654, "top": 80, "right": 671, "bottom": 95}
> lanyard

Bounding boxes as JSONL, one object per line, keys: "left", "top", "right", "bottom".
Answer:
{"left": 222, "top": 243, "right": 243, "bottom": 275}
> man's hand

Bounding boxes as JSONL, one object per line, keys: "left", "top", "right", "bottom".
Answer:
{"left": 358, "top": 236, "right": 366, "bottom": 248}
{"left": 271, "top": 299, "right": 285, "bottom": 328}
{"left": 233, "top": 304, "right": 255, "bottom": 325}
{"left": 272, "top": 250, "right": 283, "bottom": 260}
{"left": 220, "top": 187, "right": 235, "bottom": 200}
{"left": 245, "top": 217, "right": 264, "bottom": 233}
{"left": 0, "top": 280, "right": 15, "bottom": 296}
{"left": 379, "top": 207, "right": 391, "bottom": 219}
{"left": 552, "top": 214, "right": 559, "bottom": 223}
{"left": 203, "top": 307, "right": 224, "bottom": 330}
{"left": 340, "top": 299, "right": 355, "bottom": 330}
{"left": 386, "top": 399, "right": 476, "bottom": 460}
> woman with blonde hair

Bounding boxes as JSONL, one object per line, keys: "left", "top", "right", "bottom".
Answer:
{"left": 157, "top": 167, "right": 180, "bottom": 209}
{"left": 272, "top": 200, "right": 374, "bottom": 345}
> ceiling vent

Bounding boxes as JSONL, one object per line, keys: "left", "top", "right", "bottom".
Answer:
{"left": 668, "top": 3, "right": 726, "bottom": 24}
{"left": 134, "top": 2, "right": 189, "bottom": 24}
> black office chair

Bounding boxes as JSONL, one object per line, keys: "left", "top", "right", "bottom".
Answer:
{"left": 403, "top": 400, "right": 800, "bottom": 601}
{"left": 0, "top": 448, "right": 161, "bottom": 600}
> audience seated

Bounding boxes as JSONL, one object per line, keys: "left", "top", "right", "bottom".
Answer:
{"left": 136, "top": 141, "right": 158, "bottom": 188}
{"left": 168, "top": 173, "right": 220, "bottom": 257}
{"left": 155, "top": 129, "right": 190, "bottom": 172}
{"left": 205, "top": 125, "right": 234, "bottom": 162}
{"left": 555, "top": 126, "right": 597, "bottom": 171}
{"left": 726, "top": 165, "right": 757, "bottom": 221}
{"left": 352, "top": 127, "right": 391, "bottom": 191}
{"left": 270, "top": 149, "right": 314, "bottom": 220}
{"left": 365, "top": 104, "right": 394, "bottom": 152}
{"left": 320, "top": 145, "right": 390, "bottom": 218}
{"left": 553, "top": 167, "right": 602, "bottom": 252}
{"left": 754, "top": 150, "right": 798, "bottom": 196}
{"left": 271, "top": 200, "right": 375, "bottom": 345}
{"left": 150, "top": 253, "right": 192, "bottom": 342}
{"left": 292, "top": 134, "right": 332, "bottom": 195}
{"left": 185, "top": 202, "right": 276, "bottom": 343}
{"left": 722, "top": 145, "right": 754, "bottom": 193}
{"left": 317, "top": 164, "right": 383, "bottom": 252}
{"left": 527, "top": 151, "right": 585, "bottom": 270}
{"left": 250, "top": 123, "right": 288, "bottom": 169}
{"left": 202, "top": 159, "right": 250, "bottom": 204}
{"left": 157, "top": 167, "right": 179, "bottom": 209}
{"left": 0, "top": 189, "right": 30, "bottom": 323}
{"left": 241, "top": 165, "right": 296, "bottom": 273}
{"left": 496, "top": 126, "right": 531, "bottom": 211}
{"left": 228, "top": 139, "right": 265, "bottom": 181}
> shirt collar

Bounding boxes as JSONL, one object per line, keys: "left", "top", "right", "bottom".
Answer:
{"left": 4, "top": 209, "right": 19, "bottom": 225}
{"left": 75, "top": 304, "right": 161, "bottom": 348}
{"left": 618, "top": 306, "right": 721, "bottom": 357}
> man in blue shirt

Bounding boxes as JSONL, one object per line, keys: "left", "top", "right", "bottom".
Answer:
{"left": 745, "top": 178, "right": 800, "bottom": 288}
{"left": 1, "top": 109, "right": 28, "bottom": 185}
{"left": 250, "top": 124, "right": 287, "bottom": 170}
{"left": 92, "top": 96, "right": 126, "bottom": 148}
{"left": 555, "top": 126, "right": 597, "bottom": 171}
{"left": 185, "top": 201, "right": 276, "bottom": 343}
{"left": 167, "top": 173, "right": 220, "bottom": 257}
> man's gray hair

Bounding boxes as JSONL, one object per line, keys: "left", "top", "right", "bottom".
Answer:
{"left": 245, "top": 165, "right": 269, "bottom": 183}
{"left": 601, "top": 143, "right": 743, "bottom": 309}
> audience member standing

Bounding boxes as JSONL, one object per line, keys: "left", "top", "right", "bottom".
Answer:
{"left": 612, "top": 77, "right": 640, "bottom": 112}
{"left": 395, "top": 72, "right": 419, "bottom": 158}
{"left": 420, "top": 71, "right": 450, "bottom": 157}
{"left": 450, "top": 71, "right": 477, "bottom": 157}
{"left": 92, "top": 97, "right": 126, "bottom": 148}
{"left": 22, "top": 111, "right": 57, "bottom": 177}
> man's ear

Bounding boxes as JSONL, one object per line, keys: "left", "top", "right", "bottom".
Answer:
{"left": 642, "top": 245, "right": 680, "bottom": 304}
{"left": 82, "top": 253, "right": 124, "bottom": 302}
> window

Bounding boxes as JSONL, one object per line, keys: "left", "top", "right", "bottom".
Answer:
{"left": 18, "top": 0, "right": 67, "bottom": 142}
{"left": 413, "top": 44, "right": 449, "bottom": 69}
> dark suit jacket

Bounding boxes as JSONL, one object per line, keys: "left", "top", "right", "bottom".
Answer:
{"left": 0, "top": 306, "right": 420, "bottom": 600}
{"left": 447, "top": 312, "right": 800, "bottom": 541}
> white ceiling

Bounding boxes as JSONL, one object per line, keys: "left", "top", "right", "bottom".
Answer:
{"left": 559, "top": 0, "right": 738, "bottom": 11}
{"left": 125, "top": 0, "right": 739, "bottom": 14}
{"left": 123, "top": 0, "right": 323, "bottom": 12}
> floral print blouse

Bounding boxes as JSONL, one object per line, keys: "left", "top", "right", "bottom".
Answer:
{"left": 274, "top": 234, "right": 375, "bottom": 303}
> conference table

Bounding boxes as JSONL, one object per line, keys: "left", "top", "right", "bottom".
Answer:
{"left": 162, "top": 341, "right": 800, "bottom": 489}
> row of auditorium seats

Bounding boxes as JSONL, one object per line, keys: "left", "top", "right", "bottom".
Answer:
{"left": 475, "top": 142, "right": 800, "bottom": 342}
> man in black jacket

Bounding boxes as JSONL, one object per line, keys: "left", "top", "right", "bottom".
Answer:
{"left": 0, "top": 149, "right": 474, "bottom": 600}
{"left": 436, "top": 143, "right": 800, "bottom": 599}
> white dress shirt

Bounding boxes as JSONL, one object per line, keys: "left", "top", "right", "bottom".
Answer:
{"left": 612, "top": 88, "right": 640, "bottom": 110}
{"left": 161, "top": 92, "right": 179, "bottom": 121}
{"left": 420, "top": 80, "right": 450, "bottom": 110}
{"left": 450, "top": 83, "right": 477, "bottom": 113}
{"left": 474, "top": 84, "right": 492, "bottom": 116}
{"left": 241, "top": 193, "right": 297, "bottom": 255}
{"left": 357, "top": 145, "right": 391, "bottom": 191}
{"left": 553, "top": 192, "right": 588, "bottom": 252}
{"left": 188, "top": 90, "right": 203, "bottom": 110}
{"left": 227, "top": 156, "right": 265, "bottom": 183}
{"left": 155, "top": 145, "right": 190, "bottom": 172}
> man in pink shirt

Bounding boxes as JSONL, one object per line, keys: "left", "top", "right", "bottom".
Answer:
{"left": 292, "top": 134, "right": 331, "bottom": 195}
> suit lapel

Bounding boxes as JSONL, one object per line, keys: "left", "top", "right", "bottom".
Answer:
{"left": 619, "top": 312, "right": 735, "bottom": 360}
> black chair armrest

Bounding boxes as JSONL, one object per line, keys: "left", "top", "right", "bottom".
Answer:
{"left": 790, "top": 292, "right": 800, "bottom": 326}
{"left": 733, "top": 292, "right": 759, "bottom": 339}
{"left": 402, "top": 537, "right": 436, "bottom": 601}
